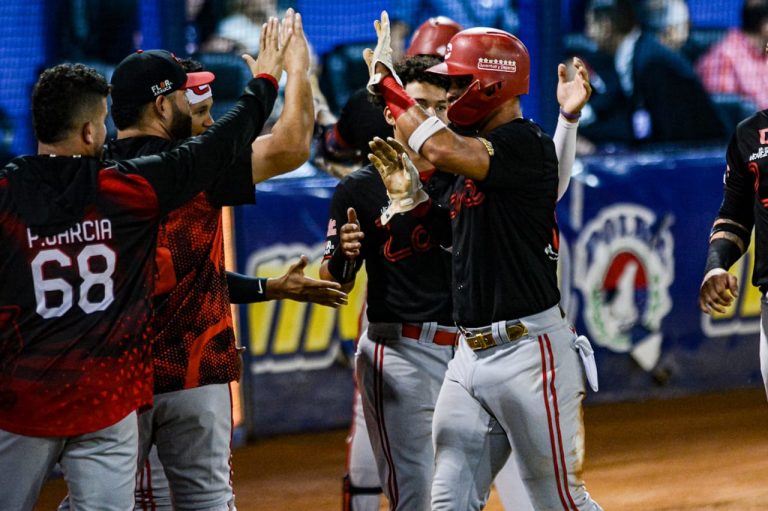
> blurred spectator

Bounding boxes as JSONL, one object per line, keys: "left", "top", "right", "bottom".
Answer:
{"left": 201, "top": 0, "right": 278, "bottom": 55}
{"left": 695, "top": 0, "right": 768, "bottom": 110}
{"left": 184, "top": 0, "right": 228, "bottom": 55}
{"left": 642, "top": 0, "right": 714, "bottom": 63}
{"left": 389, "top": 0, "right": 519, "bottom": 59}
{"left": 573, "top": 0, "right": 726, "bottom": 150}
{"left": 54, "top": 0, "right": 139, "bottom": 65}
{"left": 643, "top": 0, "right": 690, "bottom": 51}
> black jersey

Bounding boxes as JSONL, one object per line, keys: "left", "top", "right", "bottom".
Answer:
{"left": 106, "top": 136, "right": 254, "bottom": 395}
{"left": 323, "top": 165, "right": 453, "bottom": 324}
{"left": 719, "top": 110, "right": 768, "bottom": 290}
{"left": 448, "top": 118, "right": 561, "bottom": 327}
{"left": 0, "top": 76, "right": 277, "bottom": 437}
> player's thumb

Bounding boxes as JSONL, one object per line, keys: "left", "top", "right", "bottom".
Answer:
{"left": 241, "top": 54, "right": 258, "bottom": 74}
{"left": 363, "top": 48, "right": 374, "bottom": 67}
{"left": 289, "top": 255, "right": 309, "bottom": 275}
{"left": 347, "top": 207, "right": 358, "bottom": 225}
{"left": 727, "top": 274, "right": 740, "bottom": 297}
{"left": 558, "top": 63, "right": 567, "bottom": 84}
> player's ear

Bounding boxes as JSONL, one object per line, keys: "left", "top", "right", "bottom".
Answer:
{"left": 81, "top": 121, "right": 95, "bottom": 146}
{"left": 383, "top": 105, "right": 396, "bottom": 127}
{"left": 154, "top": 94, "right": 170, "bottom": 121}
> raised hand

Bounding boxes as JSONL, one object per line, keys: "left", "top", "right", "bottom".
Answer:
{"left": 241, "top": 15, "right": 289, "bottom": 80}
{"left": 557, "top": 57, "right": 592, "bottom": 119}
{"left": 363, "top": 10, "right": 402, "bottom": 94}
{"left": 283, "top": 8, "right": 310, "bottom": 75}
{"left": 699, "top": 269, "right": 739, "bottom": 314}
{"left": 270, "top": 255, "right": 348, "bottom": 308}
{"left": 368, "top": 137, "right": 428, "bottom": 224}
{"left": 340, "top": 208, "right": 364, "bottom": 259}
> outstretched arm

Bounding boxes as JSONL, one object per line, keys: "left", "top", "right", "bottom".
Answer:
{"left": 251, "top": 9, "right": 315, "bottom": 183}
{"left": 227, "top": 256, "right": 347, "bottom": 308}
{"left": 553, "top": 57, "right": 591, "bottom": 201}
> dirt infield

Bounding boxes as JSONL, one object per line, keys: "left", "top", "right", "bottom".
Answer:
{"left": 36, "top": 387, "right": 768, "bottom": 510}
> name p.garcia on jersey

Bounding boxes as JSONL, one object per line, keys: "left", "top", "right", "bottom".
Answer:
{"left": 27, "top": 219, "right": 113, "bottom": 249}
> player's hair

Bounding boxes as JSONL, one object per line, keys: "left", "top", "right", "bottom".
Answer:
{"left": 179, "top": 58, "right": 205, "bottom": 73}
{"left": 370, "top": 55, "right": 450, "bottom": 108}
{"left": 32, "top": 63, "right": 110, "bottom": 144}
{"left": 742, "top": 0, "right": 768, "bottom": 34}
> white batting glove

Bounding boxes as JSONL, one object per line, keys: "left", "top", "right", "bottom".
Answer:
{"left": 368, "top": 137, "right": 428, "bottom": 225}
{"left": 364, "top": 10, "right": 403, "bottom": 95}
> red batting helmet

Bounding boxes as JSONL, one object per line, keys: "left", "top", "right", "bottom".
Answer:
{"left": 405, "top": 16, "right": 463, "bottom": 58}
{"left": 427, "top": 28, "right": 530, "bottom": 127}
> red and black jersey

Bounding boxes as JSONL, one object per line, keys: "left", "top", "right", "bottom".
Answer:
{"left": 0, "top": 76, "right": 277, "bottom": 437}
{"left": 323, "top": 165, "right": 454, "bottom": 324}
{"left": 107, "top": 136, "right": 254, "bottom": 394}
{"left": 448, "top": 118, "right": 561, "bottom": 327}
{"left": 718, "top": 110, "right": 768, "bottom": 290}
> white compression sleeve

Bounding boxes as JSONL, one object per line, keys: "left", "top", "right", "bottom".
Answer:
{"left": 553, "top": 115, "right": 579, "bottom": 201}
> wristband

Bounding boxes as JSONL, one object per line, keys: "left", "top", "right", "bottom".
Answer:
{"left": 326, "top": 247, "right": 360, "bottom": 284}
{"left": 380, "top": 75, "right": 417, "bottom": 120}
{"left": 559, "top": 107, "right": 581, "bottom": 122}
{"left": 255, "top": 73, "right": 279, "bottom": 91}
{"left": 408, "top": 116, "right": 447, "bottom": 154}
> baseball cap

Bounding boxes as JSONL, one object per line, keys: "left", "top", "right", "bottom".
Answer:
{"left": 111, "top": 49, "right": 215, "bottom": 109}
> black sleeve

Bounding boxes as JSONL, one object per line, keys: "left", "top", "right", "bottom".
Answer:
{"left": 322, "top": 180, "right": 353, "bottom": 262}
{"left": 484, "top": 121, "right": 558, "bottom": 191}
{"left": 117, "top": 77, "right": 277, "bottom": 215}
{"left": 205, "top": 147, "right": 256, "bottom": 208}
{"left": 718, "top": 132, "right": 756, "bottom": 231}
{"left": 226, "top": 271, "right": 268, "bottom": 303}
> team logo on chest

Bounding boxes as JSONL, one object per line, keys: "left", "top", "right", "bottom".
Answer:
{"left": 574, "top": 205, "right": 674, "bottom": 372}
{"left": 449, "top": 179, "right": 485, "bottom": 218}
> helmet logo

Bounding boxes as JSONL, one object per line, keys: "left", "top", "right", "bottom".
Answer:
{"left": 444, "top": 43, "right": 453, "bottom": 59}
{"left": 477, "top": 58, "right": 517, "bottom": 73}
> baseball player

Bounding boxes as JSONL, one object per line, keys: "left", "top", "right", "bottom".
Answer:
{"left": 364, "top": 13, "right": 601, "bottom": 510}
{"left": 320, "top": 55, "right": 456, "bottom": 511}
{"left": 698, "top": 100, "right": 768, "bottom": 400}
{"left": 103, "top": 11, "right": 320, "bottom": 511}
{"left": 0, "top": 38, "right": 282, "bottom": 511}
{"left": 128, "top": 52, "right": 347, "bottom": 510}
{"left": 325, "top": 40, "right": 589, "bottom": 508}
{"left": 334, "top": 18, "right": 462, "bottom": 511}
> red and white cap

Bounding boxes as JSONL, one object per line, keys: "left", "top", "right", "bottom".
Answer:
{"left": 185, "top": 79, "right": 215, "bottom": 105}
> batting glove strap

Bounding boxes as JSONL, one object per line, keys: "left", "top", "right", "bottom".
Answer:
{"left": 380, "top": 189, "right": 429, "bottom": 225}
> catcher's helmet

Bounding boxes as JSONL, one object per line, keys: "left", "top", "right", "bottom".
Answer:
{"left": 405, "top": 16, "right": 463, "bottom": 58}
{"left": 427, "top": 28, "right": 530, "bottom": 127}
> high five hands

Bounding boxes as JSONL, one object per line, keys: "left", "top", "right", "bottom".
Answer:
{"left": 368, "top": 137, "right": 429, "bottom": 225}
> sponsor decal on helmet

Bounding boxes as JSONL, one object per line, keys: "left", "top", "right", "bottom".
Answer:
{"left": 477, "top": 58, "right": 517, "bottom": 73}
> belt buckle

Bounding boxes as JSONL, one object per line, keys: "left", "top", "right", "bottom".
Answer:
{"left": 505, "top": 322, "right": 528, "bottom": 341}
{"left": 463, "top": 329, "right": 496, "bottom": 351}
